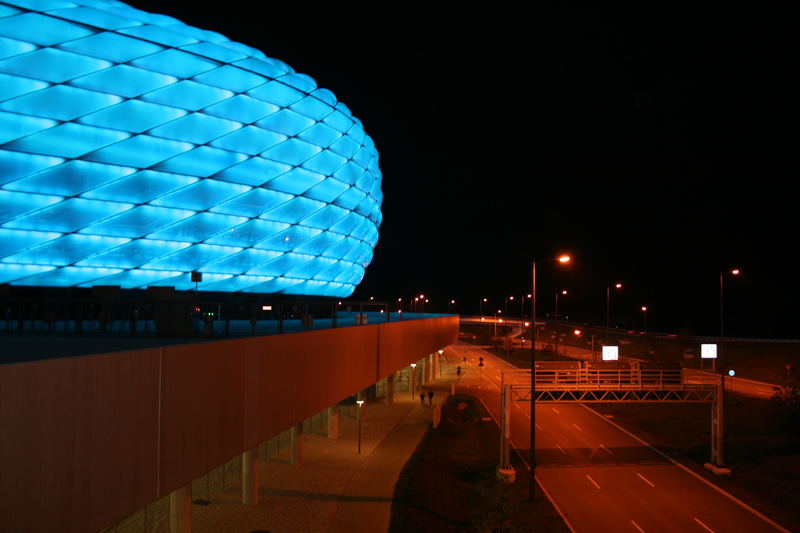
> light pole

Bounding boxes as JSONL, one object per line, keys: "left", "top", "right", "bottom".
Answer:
{"left": 521, "top": 293, "right": 531, "bottom": 320}
{"left": 479, "top": 297, "right": 488, "bottom": 317}
{"left": 448, "top": 299, "right": 456, "bottom": 313}
{"left": 606, "top": 282, "right": 623, "bottom": 345}
{"left": 530, "top": 254, "right": 571, "bottom": 501}
{"left": 641, "top": 306, "right": 648, "bottom": 356}
{"left": 555, "top": 290, "right": 567, "bottom": 317}
{"left": 356, "top": 399, "right": 365, "bottom": 454}
{"left": 715, "top": 268, "right": 741, "bottom": 467}
{"left": 410, "top": 363, "right": 416, "bottom": 399}
{"left": 494, "top": 310, "right": 502, "bottom": 337}
{"left": 505, "top": 296, "right": 514, "bottom": 317}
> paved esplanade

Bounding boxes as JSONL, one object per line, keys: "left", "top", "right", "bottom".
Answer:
{"left": 450, "top": 341, "right": 790, "bottom": 533}
{"left": 184, "top": 381, "right": 436, "bottom": 533}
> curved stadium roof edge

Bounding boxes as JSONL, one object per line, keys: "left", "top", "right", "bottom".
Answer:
{"left": 0, "top": 0, "right": 382, "bottom": 298}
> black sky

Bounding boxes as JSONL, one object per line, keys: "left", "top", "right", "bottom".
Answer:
{"left": 131, "top": 3, "right": 794, "bottom": 338}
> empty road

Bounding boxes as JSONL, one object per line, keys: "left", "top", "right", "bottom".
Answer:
{"left": 445, "top": 341, "right": 789, "bottom": 533}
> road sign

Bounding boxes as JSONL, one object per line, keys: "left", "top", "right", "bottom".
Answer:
{"left": 701, "top": 344, "right": 717, "bottom": 359}
{"left": 602, "top": 346, "right": 619, "bottom": 361}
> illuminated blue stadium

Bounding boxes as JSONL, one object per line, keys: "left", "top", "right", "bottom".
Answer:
{"left": 0, "top": 1, "right": 382, "bottom": 297}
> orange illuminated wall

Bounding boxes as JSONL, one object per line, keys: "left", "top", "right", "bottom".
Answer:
{"left": 0, "top": 316, "right": 457, "bottom": 533}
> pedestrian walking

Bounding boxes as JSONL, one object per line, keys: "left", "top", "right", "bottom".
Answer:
{"left": 456, "top": 365, "right": 462, "bottom": 378}
{"left": 419, "top": 390, "right": 425, "bottom": 406}
{"left": 427, "top": 389, "right": 433, "bottom": 406}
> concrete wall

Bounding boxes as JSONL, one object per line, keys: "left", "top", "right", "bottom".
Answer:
{"left": 0, "top": 316, "right": 457, "bottom": 533}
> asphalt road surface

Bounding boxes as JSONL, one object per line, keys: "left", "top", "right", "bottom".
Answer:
{"left": 445, "top": 341, "right": 790, "bottom": 533}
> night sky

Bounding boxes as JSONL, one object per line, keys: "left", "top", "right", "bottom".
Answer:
{"left": 130, "top": 3, "right": 793, "bottom": 338}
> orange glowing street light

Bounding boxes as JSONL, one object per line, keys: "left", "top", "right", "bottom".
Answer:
{"left": 555, "top": 289, "right": 568, "bottom": 317}
{"left": 606, "top": 282, "right": 623, "bottom": 344}
{"left": 715, "top": 267, "right": 741, "bottom": 467}
{"left": 528, "top": 253, "right": 572, "bottom": 501}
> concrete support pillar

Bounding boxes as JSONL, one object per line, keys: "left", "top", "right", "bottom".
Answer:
{"left": 291, "top": 422, "right": 304, "bottom": 465}
{"left": 420, "top": 358, "right": 427, "bottom": 386}
{"left": 384, "top": 374, "right": 395, "bottom": 407}
{"left": 357, "top": 389, "right": 366, "bottom": 402}
{"left": 169, "top": 483, "right": 192, "bottom": 533}
{"left": 242, "top": 446, "right": 259, "bottom": 505}
{"left": 327, "top": 405, "right": 340, "bottom": 439}
{"left": 432, "top": 353, "right": 438, "bottom": 380}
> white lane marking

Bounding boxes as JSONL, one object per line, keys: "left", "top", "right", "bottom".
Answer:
{"left": 694, "top": 518, "right": 715, "bottom": 533}
{"left": 572, "top": 423, "right": 583, "bottom": 432}
{"left": 552, "top": 407, "right": 561, "bottom": 414}
{"left": 556, "top": 444, "right": 567, "bottom": 455}
{"left": 631, "top": 520, "right": 646, "bottom": 533}
{"left": 600, "top": 444, "right": 613, "bottom": 454}
{"left": 585, "top": 474, "right": 601, "bottom": 490}
{"left": 513, "top": 403, "right": 521, "bottom": 409}
{"left": 523, "top": 412, "right": 530, "bottom": 419}
{"left": 535, "top": 423, "right": 543, "bottom": 430}
{"left": 636, "top": 472, "right": 656, "bottom": 488}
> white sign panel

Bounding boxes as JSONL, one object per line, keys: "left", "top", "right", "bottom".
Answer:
{"left": 602, "top": 346, "right": 619, "bottom": 361}
{"left": 701, "top": 344, "right": 717, "bottom": 359}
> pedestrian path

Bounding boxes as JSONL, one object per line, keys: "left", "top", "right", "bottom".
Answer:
{"left": 189, "top": 379, "right": 446, "bottom": 533}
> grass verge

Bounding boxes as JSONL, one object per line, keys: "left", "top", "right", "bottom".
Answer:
{"left": 389, "top": 393, "right": 570, "bottom": 533}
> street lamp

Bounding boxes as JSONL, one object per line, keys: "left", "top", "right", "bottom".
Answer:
{"left": 479, "top": 297, "right": 488, "bottom": 317}
{"left": 505, "top": 295, "right": 514, "bottom": 317}
{"left": 410, "top": 363, "right": 417, "bottom": 398}
{"left": 715, "top": 268, "right": 741, "bottom": 467}
{"left": 448, "top": 299, "right": 456, "bottom": 313}
{"left": 555, "top": 290, "right": 567, "bottom": 317}
{"left": 521, "top": 293, "right": 531, "bottom": 320}
{"left": 356, "top": 399, "right": 365, "bottom": 454}
{"left": 641, "top": 306, "right": 648, "bottom": 356}
{"left": 530, "top": 254, "right": 570, "bottom": 501}
{"left": 606, "top": 282, "right": 623, "bottom": 344}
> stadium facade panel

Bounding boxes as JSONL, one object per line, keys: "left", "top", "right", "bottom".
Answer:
{"left": 0, "top": 0, "right": 382, "bottom": 297}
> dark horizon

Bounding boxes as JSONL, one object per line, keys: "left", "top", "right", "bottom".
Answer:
{"left": 101, "top": 3, "right": 795, "bottom": 339}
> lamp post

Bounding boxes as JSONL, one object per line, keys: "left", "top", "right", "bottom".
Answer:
{"left": 356, "top": 399, "right": 365, "bottom": 454}
{"left": 606, "top": 282, "right": 623, "bottom": 345}
{"left": 530, "top": 254, "right": 570, "bottom": 501}
{"left": 479, "top": 297, "right": 488, "bottom": 317}
{"left": 555, "top": 290, "right": 567, "bottom": 317}
{"left": 410, "top": 363, "right": 416, "bottom": 399}
{"left": 505, "top": 295, "right": 514, "bottom": 317}
{"left": 715, "top": 268, "right": 741, "bottom": 467}
{"left": 521, "top": 293, "right": 531, "bottom": 320}
{"left": 641, "top": 306, "right": 648, "bottom": 356}
{"left": 448, "top": 299, "right": 456, "bottom": 313}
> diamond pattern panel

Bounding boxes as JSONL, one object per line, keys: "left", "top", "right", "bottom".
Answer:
{"left": 0, "top": 0, "right": 381, "bottom": 297}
